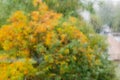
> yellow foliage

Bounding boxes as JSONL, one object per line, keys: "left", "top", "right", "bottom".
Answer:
{"left": 8, "top": 11, "right": 27, "bottom": 23}
{"left": 31, "top": 11, "right": 40, "bottom": 21}
{"left": 33, "top": 0, "right": 42, "bottom": 6}
{"left": 64, "top": 49, "right": 70, "bottom": 54}
{"left": 0, "top": 60, "right": 36, "bottom": 80}
{"left": 0, "top": 0, "right": 95, "bottom": 79}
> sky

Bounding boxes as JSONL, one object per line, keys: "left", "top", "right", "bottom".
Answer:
{"left": 107, "top": 0, "right": 120, "bottom": 5}
{"left": 112, "top": 0, "right": 118, "bottom": 4}
{"left": 112, "top": 0, "right": 119, "bottom": 5}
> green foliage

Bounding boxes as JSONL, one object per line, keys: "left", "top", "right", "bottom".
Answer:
{"left": 0, "top": 0, "right": 34, "bottom": 26}
{"left": 44, "top": 0, "right": 80, "bottom": 17}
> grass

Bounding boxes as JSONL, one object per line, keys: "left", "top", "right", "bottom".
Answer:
{"left": 113, "top": 61, "right": 120, "bottom": 80}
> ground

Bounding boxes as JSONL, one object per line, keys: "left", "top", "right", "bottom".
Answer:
{"left": 107, "top": 35, "right": 120, "bottom": 80}
{"left": 108, "top": 35, "right": 120, "bottom": 60}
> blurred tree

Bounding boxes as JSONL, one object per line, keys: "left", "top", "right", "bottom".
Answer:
{"left": 98, "top": 1, "right": 115, "bottom": 27}
{"left": 90, "top": 14, "right": 102, "bottom": 33}
{"left": 112, "top": 2, "right": 120, "bottom": 32}
{"left": 80, "top": 0, "right": 95, "bottom": 14}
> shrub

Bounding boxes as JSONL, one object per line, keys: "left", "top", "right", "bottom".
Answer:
{"left": 0, "top": 0, "right": 115, "bottom": 80}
